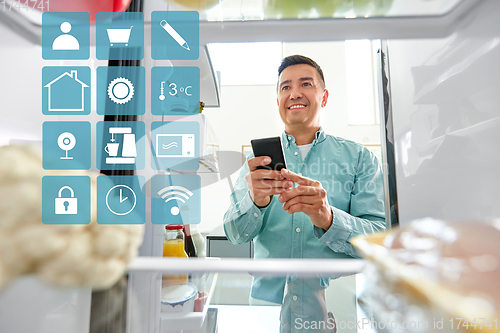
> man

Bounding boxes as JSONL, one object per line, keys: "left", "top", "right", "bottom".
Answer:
{"left": 223, "top": 55, "right": 386, "bottom": 331}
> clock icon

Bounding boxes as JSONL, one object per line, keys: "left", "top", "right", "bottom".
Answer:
{"left": 106, "top": 184, "right": 136, "bottom": 216}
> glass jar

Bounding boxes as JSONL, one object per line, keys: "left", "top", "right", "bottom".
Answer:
{"left": 162, "top": 225, "right": 188, "bottom": 286}
{"left": 163, "top": 225, "right": 189, "bottom": 258}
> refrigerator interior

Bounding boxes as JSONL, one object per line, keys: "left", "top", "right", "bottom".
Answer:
{"left": 0, "top": 0, "right": 499, "bottom": 332}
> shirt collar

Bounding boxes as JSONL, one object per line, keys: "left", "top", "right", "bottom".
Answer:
{"left": 282, "top": 127, "right": 327, "bottom": 146}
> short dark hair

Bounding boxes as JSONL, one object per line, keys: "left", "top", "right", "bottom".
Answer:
{"left": 277, "top": 55, "right": 325, "bottom": 88}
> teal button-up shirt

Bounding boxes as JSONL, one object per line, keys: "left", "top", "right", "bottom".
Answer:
{"left": 223, "top": 128, "right": 386, "bottom": 304}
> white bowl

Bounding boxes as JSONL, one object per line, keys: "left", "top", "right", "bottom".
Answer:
{"left": 161, "top": 283, "right": 197, "bottom": 313}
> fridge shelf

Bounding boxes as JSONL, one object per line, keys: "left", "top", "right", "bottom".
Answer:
{"left": 160, "top": 271, "right": 218, "bottom": 333}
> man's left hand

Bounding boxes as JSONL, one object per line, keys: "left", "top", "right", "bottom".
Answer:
{"left": 278, "top": 169, "right": 333, "bottom": 231}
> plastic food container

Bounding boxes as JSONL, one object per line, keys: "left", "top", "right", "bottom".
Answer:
{"left": 194, "top": 291, "right": 208, "bottom": 312}
{"left": 161, "top": 283, "right": 197, "bottom": 313}
{"left": 351, "top": 219, "right": 500, "bottom": 333}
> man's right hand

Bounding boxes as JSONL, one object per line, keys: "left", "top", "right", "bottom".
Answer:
{"left": 246, "top": 156, "right": 294, "bottom": 208}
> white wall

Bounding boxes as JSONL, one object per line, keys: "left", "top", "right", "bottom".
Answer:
{"left": 200, "top": 41, "right": 382, "bottom": 234}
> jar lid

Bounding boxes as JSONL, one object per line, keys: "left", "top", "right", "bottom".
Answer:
{"left": 165, "top": 225, "right": 183, "bottom": 230}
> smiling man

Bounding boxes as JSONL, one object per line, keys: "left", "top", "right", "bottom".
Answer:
{"left": 224, "top": 55, "right": 386, "bottom": 332}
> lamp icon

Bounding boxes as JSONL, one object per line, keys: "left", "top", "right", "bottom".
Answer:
{"left": 58, "top": 132, "right": 76, "bottom": 160}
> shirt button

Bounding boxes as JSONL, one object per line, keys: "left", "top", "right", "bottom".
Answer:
{"left": 294, "top": 152, "right": 298, "bottom": 156}
{"left": 288, "top": 136, "right": 292, "bottom": 140}
{"left": 253, "top": 212, "right": 258, "bottom": 217}
{"left": 326, "top": 241, "right": 331, "bottom": 244}
{"left": 293, "top": 295, "right": 298, "bottom": 301}
{"left": 285, "top": 143, "right": 289, "bottom": 148}
{"left": 296, "top": 228, "right": 301, "bottom": 233}
{"left": 245, "top": 234, "right": 249, "bottom": 236}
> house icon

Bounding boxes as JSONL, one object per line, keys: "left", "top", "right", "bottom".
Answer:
{"left": 44, "top": 70, "right": 89, "bottom": 112}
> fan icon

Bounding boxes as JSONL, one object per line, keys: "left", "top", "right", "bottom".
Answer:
{"left": 108, "top": 77, "right": 134, "bottom": 104}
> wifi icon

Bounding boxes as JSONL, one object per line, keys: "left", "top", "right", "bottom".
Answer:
{"left": 151, "top": 175, "right": 200, "bottom": 225}
{"left": 157, "top": 186, "right": 193, "bottom": 216}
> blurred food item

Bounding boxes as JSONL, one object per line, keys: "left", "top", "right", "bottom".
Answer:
{"left": 194, "top": 290, "right": 208, "bottom": 312}
{"left": 385, "top": 219, "right": 500, "bottom": 303}
{"left": 113, "top": 0, "right": 132, "bottom": 13}
{"left": 191, "top": 225, "right": 206, "bottom": 258}
{"left": 0, "top": 145, "right": 144, "bottom": 291}
{"left": 352, "top": 219, "right": 500, "bottom": 332}
{"left": 163, "top": 0, "right": 220, "bottom": 11}
{"left": 183, "top": 225, "right": 198, "bottom": 258}
{"left": 349, "top": 0, "right": 393, "bottom": 17}
{"left": 264, "top": 0, "right": 393, "bottom": 19}
{"left": 33, "top": 0, "right": 132, "bottom": 23}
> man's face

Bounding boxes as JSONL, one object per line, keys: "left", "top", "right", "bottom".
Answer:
{"left": 277, "top": 64, "right": 329, "bottom": 130}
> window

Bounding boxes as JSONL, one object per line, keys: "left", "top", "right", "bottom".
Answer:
{"left": 207, "top": 42, "right": 283, "bottom": 86}
{"left": 345, "top": 39, "right": 380, "bottom": 125}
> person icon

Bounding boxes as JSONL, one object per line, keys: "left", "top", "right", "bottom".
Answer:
{"left": 52, "top": 22, "right": 80, "bottom": 51}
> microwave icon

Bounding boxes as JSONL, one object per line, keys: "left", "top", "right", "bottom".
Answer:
{"left": 156, "top": 134, "right": 195, "bottom": 157}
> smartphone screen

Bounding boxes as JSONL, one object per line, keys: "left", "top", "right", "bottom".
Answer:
{"left": 250, "top": 136, "right": 287, "bottom": 171}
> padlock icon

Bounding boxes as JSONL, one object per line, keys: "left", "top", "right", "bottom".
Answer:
{"left": 55, "top": 186, "right": 78, "bottom": 215}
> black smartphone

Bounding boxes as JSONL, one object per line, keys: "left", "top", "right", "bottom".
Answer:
{"left": 250, "top": 136, "right": 287, "bottom": 171}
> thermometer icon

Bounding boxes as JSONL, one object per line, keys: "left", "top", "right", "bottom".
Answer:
{"left": 159, "top": 81, "right": 166, "bottom": 100}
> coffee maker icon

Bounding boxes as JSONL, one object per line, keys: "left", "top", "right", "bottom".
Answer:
{"left": 105, "top": 127, "right": 137, "bottom": 164}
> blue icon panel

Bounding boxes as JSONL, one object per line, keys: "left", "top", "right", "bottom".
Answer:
{"left": 150, "top": 175, "right": 201, "bottom": 225}
{"left": 97, "top": 175, "right": 145, "bottom": 224}
{"left": 151, "top": 11, "right": 199, "bottom": 60}
{"left": 43, "top": 121, "right": 91, "bottom": 170}
{"left": 96, "top": 66, "right": 145, "bottom": 116}
{"left": 42, "top": 66, "right": 91, "bottom": 116}
{"left": 151, "top": 66, "right": 200, "bottom": 116}
{"left": 96, "top": 121, "right": 145, "bottom": 171}
{"left": 42, "top": 176, "right": 91, "bottom": 224}
{"left": 96, "top": 12, "right": 144, "bottom": 60}
{"left": 151, "top": 121, "right": 199, "bottom": 171}
{"left": 42, "top": 12, "right": 90, "bottom": 60}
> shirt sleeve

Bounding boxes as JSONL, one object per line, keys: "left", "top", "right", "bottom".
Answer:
{"left": 314, "top": 148, "right": 387, "bottom": 258}
{"left": 223, "top": 157, "right": 270, "bottom": 245}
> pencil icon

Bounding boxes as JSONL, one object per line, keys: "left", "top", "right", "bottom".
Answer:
{"left": 159, "top": 20, "right": 190, "bottom": 51}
